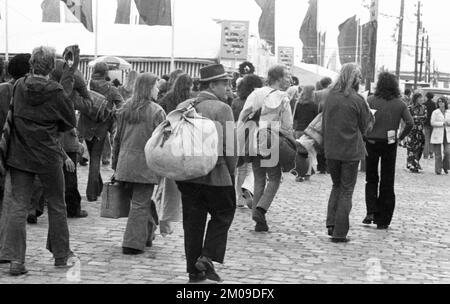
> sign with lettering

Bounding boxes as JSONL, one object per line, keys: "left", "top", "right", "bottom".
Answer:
{"left": 278, "top": 47, "right": 294, "bottom": 71}
{"left": 220, "top": 20, "right": 249, "bottom": 60}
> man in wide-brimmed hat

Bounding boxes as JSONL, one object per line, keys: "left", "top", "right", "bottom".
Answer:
{"left": 176, "top": 64, "right": 238, "bottom": 284}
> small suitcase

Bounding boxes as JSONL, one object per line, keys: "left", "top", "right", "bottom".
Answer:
{"left": 100, "top": 182, "right": 131, "bottom": 219}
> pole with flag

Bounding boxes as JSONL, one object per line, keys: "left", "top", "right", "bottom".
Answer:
{"left": 94, "top": 0, "right": 98, "bottom": 58}
{"left": 4, "top": 0, "right": 9, "bottom": 61}
{"left": 170, "top": 0, "right": 175, "bottom": 72}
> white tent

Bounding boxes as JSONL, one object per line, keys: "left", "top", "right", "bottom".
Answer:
{"left": 291, "top": 63, "right": 338, "bottom": 86}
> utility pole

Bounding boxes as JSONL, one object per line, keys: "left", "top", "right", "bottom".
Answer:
{"left": 427, "top": 45, "right": 431, "bottom": 83}
{"left": 419, "top": 28, "right": 425, "bottom": 82}
{"left": 395, "top": 0, "right": 405, "bottom": 80}
{"left": 414, "top": 1, "right": 421, "bottom": 90}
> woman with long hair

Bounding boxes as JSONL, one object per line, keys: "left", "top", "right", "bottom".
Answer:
{"left": 293, "top": 85, "right": 319, "bottom": 182}
{"left": 322, "top": 63, "right": 373, "bottom": 243}
{"left": 159, "top": 73, "right": 193, "bottom": 114}
{"left": 363, "top": 72, "right": 413, "bottom": 229}
{"left": 406, "top": 93, "right": 427, "bottom": 173}
{"left": 112, "top": 73, "right": 166, "bottom": 255}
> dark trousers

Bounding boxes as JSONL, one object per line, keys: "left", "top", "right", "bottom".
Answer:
{"left": 86, "top": 137, "right": 106, "bottom": 199}
{"left": 365, "top": 142, "right": 397, "bottom": 226}
{"left": 64, "top": 152, "right": 82, "bottom": 216}
{"left": 326, "top": 159, "right": 359, "bottom": 239}
{"left": 0, "top": 167, "right": 71, "bottom": 263}
{"left": 177, "top": 182, "right": 236, "bottom": 274}
{"left": 317, "top": 153, "right": 327, "bottom": 173}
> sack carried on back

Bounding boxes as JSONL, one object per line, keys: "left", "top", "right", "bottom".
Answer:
{"left": 144, "top": 99, "right": 219, "bottom": 181}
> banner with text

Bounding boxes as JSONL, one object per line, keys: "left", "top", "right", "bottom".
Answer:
{"left": 220, "top": 20, "right": 249, "bottom": 60}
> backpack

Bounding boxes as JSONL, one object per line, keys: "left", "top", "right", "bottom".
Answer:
{"left": 144, "top": 99, "right": 219, "bottom": 181}
{"left": 88, "top": 90, "right": 114, "bottom": 123}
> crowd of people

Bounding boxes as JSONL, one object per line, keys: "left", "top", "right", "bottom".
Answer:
{"left": 0, "top": 45, "right": 448, "bottom": 283}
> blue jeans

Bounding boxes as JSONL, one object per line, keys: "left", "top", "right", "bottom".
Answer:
{"left": 326, "top": 160, "right": 360, "bottom": 239}
{"left": 0, "top": 167, "right": 71, "bottom": 263}
{"left": 252, "top": 158, "right": 282, "bottom": 212}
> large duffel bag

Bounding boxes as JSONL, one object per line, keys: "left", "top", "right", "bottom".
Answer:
{"left": 144, "top": 99, "right": 219, "bottom": 181}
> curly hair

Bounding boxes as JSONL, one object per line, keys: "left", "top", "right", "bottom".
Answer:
{"left": 239, "top": 61, "right": 255, "bottom": 76}
{"left": 374, "top": 72, "right": 401, "bottom": 101}
{"left": 412, "top": 92, "right": 423, "bottom": 104}
{"left": 437, "top": 96, "right": 449, "bottom": 110}
{"left": 237, "top": 74, "right": 263, "bottom": 100}
{"left": 30, "top": 46, "right": 56, "bottom": 76}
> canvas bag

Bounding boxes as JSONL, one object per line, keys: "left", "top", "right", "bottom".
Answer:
{"left": 100, "top": 181, "right": 131, "bottom": 219}
{"left": 144, "top": 99, "right": 219, "bottom": 181}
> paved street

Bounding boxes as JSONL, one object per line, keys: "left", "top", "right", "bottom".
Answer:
{"left": 1, "top": 148, "right": 449, "bottom": 284}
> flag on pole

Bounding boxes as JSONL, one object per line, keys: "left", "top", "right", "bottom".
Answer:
{"left": 299, "top": 0, "right": 318, "bottom": 64}
{"left": 254, "top": 0, "right": 275, "bottom": 55}
{"left": 360, "top": 21, "right": 377, "bottom": 82}
{"left": 337, "top": 16, "right": 357, "bottom": 64}
{"left": 115, "top": 0, "right": 172, "bottom": 26}
{"left": 42, "top": 0, "right": 93, "bottom": 32}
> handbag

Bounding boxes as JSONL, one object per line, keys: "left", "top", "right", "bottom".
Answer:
{"left": 100, "top": 181, "right": 131, "bottom": 219}
{"left": 260, "top": 128, "right": 297, "bottom": 172}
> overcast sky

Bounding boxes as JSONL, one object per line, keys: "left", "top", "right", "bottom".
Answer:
{"left": 1, "top": 0, "right": 450, "bottom": 72}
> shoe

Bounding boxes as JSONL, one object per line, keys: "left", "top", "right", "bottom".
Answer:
{"left": 377, "top": 225, "right": 389, "bottom": 230}
{"left": 237, "top": 197, "right": 246, "bottom": 208}
{"left": 102, "top": 160, "right": 110, "bottom": 166}
{"left": 0, "top": 260, "right": 10, "bottom": 264}
{"left": 243, "top": 190, "right": 253, "bottom": 210}
{"left": 146, "top": 240, "right": 153, "bottom": 247}
{"left": 79, "top": 157, "right": 88, "bottom": 167}
{"left": 444, "top": 169, "right": 449, "bottom": 175}
{"left": 327, "top": 226, "right": 334, "bottom": 237}
{"left": 87, "top": 196, "right": 98, "bottom": 202}
{"left": 255, "top": 222, "right": 269, "bottom": 232}
{"left": 10, "top": 262, "right": 28, "bottom": 276}
{"left": 253, "top": 209, "right": 269, "bottom": 232}
{"left": 122, "top": 247, "right": 144, "bottom": 255}
{"left": 436, "top": 171, "right": 442, "bottom": 175}
{"left": 295, "top": 176, "right": 306, "bottom": 182}
{"left": 68, "top": 210, "right": 88, "bottom": 219}
{"left": 430, "top": 154, "right": 434, "bottom": 159}
{"left": 187, "top": 272, "right": 218, "bottom": 284}
{"left": 362, "top": 214, "right": 375, "bottom": 225}
{"left": 55, "top": 253, "right": 77, "bottom": 268}
{"left": 331, "top": 238, "right": 350, "bottom": 243}
{"left": 195, "top": 256, "right": 222, "bottom": 283}
{"left": 27, "top": 214, "right": 37, "bottom": 225}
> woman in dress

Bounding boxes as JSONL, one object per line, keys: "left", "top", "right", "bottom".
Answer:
{"left": 406, "top": 93, "right": 427, "bottom": 173}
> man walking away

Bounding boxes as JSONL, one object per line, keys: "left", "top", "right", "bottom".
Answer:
{"left": 176, "top": 64, "right": 237, "bottom": 284}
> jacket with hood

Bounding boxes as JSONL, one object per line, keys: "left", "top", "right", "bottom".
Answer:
{"left": 7, "top": 75, "right": 76, "bottom": 173}
{"left": 77, "top": 76, "right": 124, "bottom": 141}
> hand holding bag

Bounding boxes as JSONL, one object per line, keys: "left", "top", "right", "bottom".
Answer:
{"left": 100, "top": 179, "right": 131, "bottom": 219}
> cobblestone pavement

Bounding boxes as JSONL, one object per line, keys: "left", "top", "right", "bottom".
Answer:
{"left": 1, "top": 148, "right": 449, "bottom": 284}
